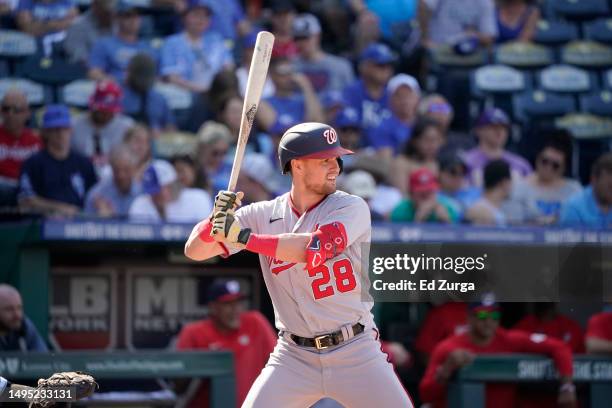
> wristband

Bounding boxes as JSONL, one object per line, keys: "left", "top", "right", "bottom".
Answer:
{"left": 560, "top": 383, "right": 575, "bottom": 393}
{"left": 197, "top": 219, "right": 215, "bottom": 243}
{"left": 245, "top": 233, "right": 279, "bottom": 258}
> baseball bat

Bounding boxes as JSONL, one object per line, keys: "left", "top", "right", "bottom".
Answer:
{"left": 226, "top": 31, "right": 275, "bottom": 191}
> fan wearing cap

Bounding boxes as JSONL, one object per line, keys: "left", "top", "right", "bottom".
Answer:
{"left": 292, "top": 13, "right": 355, "bottom": 95}
{"left": 18, "top": 105, "right": 97, "bottom": 217}
{"left": 463, "top": 107, "right": 532, "bottom": 188}
{"left": 72, "top": 80, "right": 134, "bottom": 168}
{"left": 333, "top": 106, "right": 363, "bottom": 156}
{"left": 64, "top": 0, "right": 115, "bottom": 65}
{"left": 420, "top": 294, "right": 576, "bottom": 408}
{"left": 390, "top": 167, "right": 458, "bottom": 223}
{"left": 128, "top": 159, "right": 212, "bottom": 222}
{"left": 176, "top": 279, "right": 277, "bottom": 408}
{"left": 160, "top": 0, "right": 234, "bottom": 93}
{"left": 365, "top": 73, "right": 420, "bottom": 158}
{"left": 267, "top": 0, "right": 298, "bottom": 58}
{"left": 88, "top": 1, "right": 155, "bottom": 82}
{"left": 342, "top": 43, "right": 396, "bottom": 134}
{"left": 437, "top": 153, "right": 481, "bottom": 219}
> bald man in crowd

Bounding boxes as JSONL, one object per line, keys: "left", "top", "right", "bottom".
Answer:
{"left": 0, "top": 284, "right": 48, "bottom": 351}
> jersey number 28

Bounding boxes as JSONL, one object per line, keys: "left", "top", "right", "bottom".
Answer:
{"left": 308, "top": 258, "right": 357, "bottom": 300}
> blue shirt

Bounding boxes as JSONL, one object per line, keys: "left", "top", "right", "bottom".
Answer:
{"left": 365, "top": 114, "right": 411, "bottom": 153}
{"left": 342, "top": 79, "right": 391, "bottom": 134}
{"left": 559, "top": 186, "right": 612, "bottom": 229}
{"left": 439, "top": 187, "right": 482, "bottom": 219}
{"left": 17, "top": 0, "right": 74, "bottom": 23}
{"left": 265, "top": 93, "right": 305, "bottom": 125}
{"left": 18, "top": 150, "right": 97, "bottom": 207}
{"left": 122, "top": 85, "right": 175, "bottom": 130}
{"left": 0, "top": 317, "right": 48, "bottom": 352}
{"left": 84, "top": 176, "right": 142, "bottom": 217}
{"left": 208, "top": 0, "right": 245, "bottom": 41}
{"left": 160, "top": 31, "right": 233, "bottom": 90}
{"left": 366, "top": 0, "right": 417, "bottom": 39}
{"left": 89, "top": 36, "right": 155, "bottom": 83}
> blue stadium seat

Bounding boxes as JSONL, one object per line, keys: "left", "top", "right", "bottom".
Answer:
{"left": 533, "top": 20, "right": 579, "bottom": 46}
{"left": 580, "top": 90, "right": 612, "bottom": 116}
{"left": 494, "top": 41, "right": 554, "bottom": 69}
{"left": 604, "top": 68, "right": 612, "bottom": 89}
{"left": 549, "top": 0, "right": 610, "bottom": 21}
{"left": 470, "top": 64, "right": 529, "bottom": 121}
{"left": 537, "top": 64, "right": 593, "bottom": 94}
{"left": 561, "top": 40, "right": 612, "bottom": 69}
{"left": 513, "top": 90, "right": 576, "bottom": 123}
{"left": 583, "top": 18, "right": 612, "bottom": 44}
{"left": 0, "top": 78, "right": 50, "bottom": 106}
{"left": 153, "top": 82, "right": 193, "bottom": 130}
{"left": 0, "top": 30, "right": 37, "bottom": 59}
{"left": 60, "top": 79, "right": 96, "bottom": 108}
{"left": 0, "top": 60, "right": 8, "bottom": 77}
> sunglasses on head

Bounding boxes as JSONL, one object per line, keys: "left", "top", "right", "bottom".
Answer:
{"left": 538, "top": 156, "right": 562, "bottom": 171}
{"left": 475, "top": 310, "right": 500, "bottom": 320}
{"left": 1, "top": 105, "right": 27, "bottom": 114}
{"left": 428, "top": 102, "right": 452, "bottom": 114}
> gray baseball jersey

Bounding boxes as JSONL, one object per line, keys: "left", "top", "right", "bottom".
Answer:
{"left": 222, "top": 190, "right": 375, "bottom": 337}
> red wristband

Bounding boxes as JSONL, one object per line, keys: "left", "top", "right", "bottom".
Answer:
{"left": 245, "top": 234, "right": 279, "bottom": 258}
{"left": 197, "top": 219, "right": 215, "bottom": 243}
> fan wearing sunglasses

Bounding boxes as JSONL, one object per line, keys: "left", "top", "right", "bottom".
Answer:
{"left": 514, "top": 131, "right": 582, "bottom": 224}
{"left": 420, "top": 294, "right": 576, "bottom": 408}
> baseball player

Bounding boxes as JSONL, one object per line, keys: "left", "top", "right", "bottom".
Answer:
{"left": 185, "top": 122, "right": 414, "bottom": 407}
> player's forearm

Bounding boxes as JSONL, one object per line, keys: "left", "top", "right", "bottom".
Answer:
{"left": 586, "top": 337, "right": 612, "bottom": 354}
{"left": 273, "top": 233, "right": 311, "bottom": 263}
{"left": 185, "top": 219, "right": 226, "bottom": 261}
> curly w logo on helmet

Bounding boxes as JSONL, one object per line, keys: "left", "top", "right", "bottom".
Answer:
{"left": 323, "top": 128, "right": 337, "bottom": 144}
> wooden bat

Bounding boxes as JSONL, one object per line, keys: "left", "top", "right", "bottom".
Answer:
{"left": 226, "top": 31, "right": 275, "bottom": 191}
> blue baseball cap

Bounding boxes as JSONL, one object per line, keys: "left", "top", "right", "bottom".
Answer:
{"left": 469, "top": 293, "right": 499, "bottom": 311}
{"left": 186, "top": 0, "right": 213, "bottom": 13}
{"left": 116, "top": 0, "right": 140, "bottom": 15}
{"left": 42, "top": 104, "right": 71, "bottom": 129}
{"left": 321, "top": 90, "right": 345, "bottom": 109}
{"left": 360, "top": 43, "right": 397, "bottom": 65}
{"left": 334, "top": 107, "right": 361, "bottom": 129}
{"left": 142, "top": 160, "right": 177, "bottom": 194}
{"left": 475, "top": 107, "right": 510, "bottom": 128}
{"left": 207, "top": 279, "right": 245, "bottom": 303}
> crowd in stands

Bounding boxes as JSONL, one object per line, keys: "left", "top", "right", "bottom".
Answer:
{"left": 0, "top": 0, "right": 610, "bottom": 228}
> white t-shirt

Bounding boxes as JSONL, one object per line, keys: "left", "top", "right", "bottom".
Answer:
{"left": 129, "top": 188, "right": 212, "bottom": 223}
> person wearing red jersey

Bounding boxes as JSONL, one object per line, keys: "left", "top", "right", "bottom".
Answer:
{"left": 585, "top": 305, "right": 612, "bottom": 354}
{"left": 414, "top": 302, "right": 468, "bottom": 363}
{"left": 0, "top": 90, "right": 41, "bottom": 206}
{"left": 514, "top": 303, "right": 585, "bottom": 353}
{"left": 176, "top": 279, "right": 277, "bottom": 408}
{"left": 419, "top": 295, "right": 576, "bottom": 408}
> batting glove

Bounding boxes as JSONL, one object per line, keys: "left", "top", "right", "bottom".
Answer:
{"left": 211, "top": 209, "right": 252, "bottom": 245}
{"left": 213, "top": 191, "right": 244, "bottom": 214}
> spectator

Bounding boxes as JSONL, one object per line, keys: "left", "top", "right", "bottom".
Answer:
{"left": 236, "top": 33, "right": 275, "bottom": 99}
{"left": 321, "top": 90, "right": 346, "bottom": 125}
{"left": 342, "top": 43, "right": 395, "bottom": 134}
{"left": 160, "top": 0, "right": 234, "bottom": 93}
{"left": 292, "top": 13, "right": 355, "bottom": 94}
{"left": 84, "top": 144, "right": 141, "bottom": 218}
{"left": 414, "top": 302, "right": 468, "bottom": 363}
{"left": 71, "top": 80, "right": 134, "bottom": 169}
{"left": 195, "top": 121, "right": 232, "bottom": 192}
{"left": 464, "top": 107, "right": 532, "bottom": 188}
{"left": 0, "top": 89, "right": 41, "bottom": 206}
{"left": 265, "top": 57, "right": 324, "bottom": 126}
{"left": 0, "top": 284, "right": 48, "bottom": 351}
{"left": 366, "top": 73, "right": 420, "bottom": 157}
{"left": 390, "top": 167, "right": 458, "bottom": 223}
{"left": 417, "top": 0, "right": 497, "bottom": 49}
{"left": 437, "top": 153, "right": 481, "bottom": 219}
{"left": 465, "top": 159, "right": 511, "bottom": 226}
{"left": 16, "top": 0, "right": 78, "bottom": 52}
{"left": 236, "top": 153, "right": 280, "bottom": 204}
{"left": 585, "top": 305, "right": 612, "bottom": 354}
{"left": 350, "top": 0, "right": 418, "bottom": 44}
{"left": 559, "top": 152, "right": 612, "bottom": 229}
{"left": 88, "top": 2, "right": 153, "bottom": 82}
{"left": 129, "top": 159, "right": 212, "bottom": 222}
{"left": 343, "top": 170, "right": 384, "bottom": 220}
{"left": 391, "top": 118, "right": 444, "bottom": 195}
{"left": 122, "top": 53, "right": 176, "bottom": 135}
{"left": 267, "top": 0, "right": 297, "bottom": 58}
{"left": 419, "top": 295, "right": 576, "bottom": 408}
{"left": 495, "top": 0, "right": 540, "bottom": 44}
{"left": 176, "top": 279, "right": 277, "bottom": 408}
{"left": 63, "top": 0, "right": 115, "bottom": 64}
{"left": 171, "top": 154, "right": 200, "bottom": 189}
{"left": 18, "top": 105, "right": 97, "bottom": 217}
{"left": 418, "top": 93, "right": 472, "bottom": 153}
{"left": 514, "top": 303, "right": 585, "bottom": 354}
{"left": 514, "top": 131, "right": 582, "bottom": 224}
{"left": 123, "top": 123, "right": 153, "bottom": 181}
{"left": 334, "top": 107, "right": 363, "bottom": 154}
{"left": 206, "top": 0, "right": 251, "bottom": 42}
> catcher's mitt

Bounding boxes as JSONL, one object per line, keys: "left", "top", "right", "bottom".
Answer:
{"left": 29, "top": 371, "right": 97, "bottom": 407}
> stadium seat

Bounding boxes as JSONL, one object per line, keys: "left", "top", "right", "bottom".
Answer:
{"left": 513, "top": 90, "right": 576, "bottom": 123}
{"left": 428, "top": 44, "right": 489, "bottom": 68}
{"left": 0, "top": 60, "right": 8, "bottom": 77}
{"left": 537, "top": 65, "right": 593, "bottom": 94}
{"left": 561, "top": 40, "right": 612, "bottom": 68}
{"left": 470, "top": 64, "right": 529, "bottom": 121}
{"left": 154, "top": 131, "right": 198, "bottom": 159}
{"left": 583, "top": 18, "right": 612, "bottom": 44}
{"left": 533, "top": 20, "right": 579, "bottom": 46}
{"left": 494, "top": 41, "right": 554, "bottom": 69}
{"left": 0, "top": 78, "right": 48, "bottom": 106}
{"left": 605, "top": 68, "right": 612, "bottom": 89}
{"left": 580, "top": 90, "right": 612, "bottom": 116}
{"left": 153, "top": 82, "right": 193, "bottom": 130}
{"left": 0, "top": 30, "right": 37, "bottom": 59}
{"left": 549, "top": 0, "right": 610, "bottom": 21}
{"left": 60, "top": 79, "right": 96, "bottom": 108}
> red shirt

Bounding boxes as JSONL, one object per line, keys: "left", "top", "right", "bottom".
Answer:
{"left": 176, "top": 311, "right": 277, "bottom": 408}
{"left": 514, "top": 314, "right": 585, "bottom": 353}
{"left": 0, "top": 126, "right": 42, "bottom": 184}
{"left": 272, "top": 38, "right": 298, "bottom": 58}
{"left": 415, "top": 302, "right": 468, "bottom": 356}
{"left": 419, "top": 328, "right": 573, "bottom": 408}
{"left": 586, "top": 311, "right": 612, "bottom": 341}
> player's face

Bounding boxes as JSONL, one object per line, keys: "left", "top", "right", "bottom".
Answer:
{"left": 210, "top": 299, "right": 244, "bottom": 331}
{"left": 0, "top": 292, "right": 23, "bottom": 332}
{"left": 469, "top": 309, "right": 499, "bottom": 341}
{"left": 299, "top": 157, "right": 341, "bottom": 195}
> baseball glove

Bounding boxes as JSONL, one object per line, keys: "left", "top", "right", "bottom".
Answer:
{"left": 29, "top": 371, "right": 97, "bottom": 407}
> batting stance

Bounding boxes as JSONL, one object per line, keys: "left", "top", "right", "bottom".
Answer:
{"left": 185, "top": 122, "right": 414, "bottom": 407}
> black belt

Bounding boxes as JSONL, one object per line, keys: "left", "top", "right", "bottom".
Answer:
{"left": 290, "top": 323, "right": 365, "bottom": 350}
